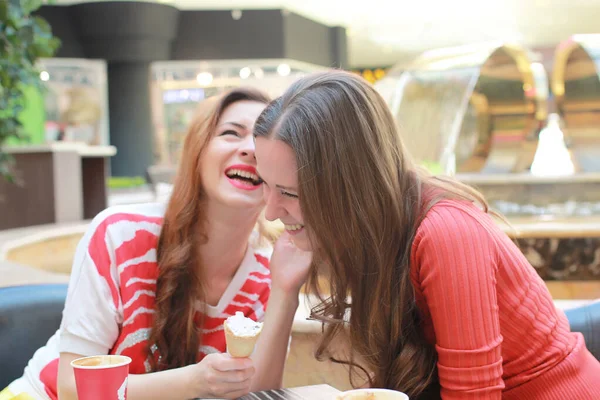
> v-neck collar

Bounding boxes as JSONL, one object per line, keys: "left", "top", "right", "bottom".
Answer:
{"left": 196, "top": 244, "right": 255, "bottom": 317}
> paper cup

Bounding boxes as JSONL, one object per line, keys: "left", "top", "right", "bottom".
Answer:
{"left": 71, "top": 355, "right": 132, "bottom": 400}
{"left": 336, "top": 388, "right": 410, "bottom": 400}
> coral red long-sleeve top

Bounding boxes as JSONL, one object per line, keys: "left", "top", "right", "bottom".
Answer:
{"left": 410, "top": 200, "right": 600, "bottom": 399}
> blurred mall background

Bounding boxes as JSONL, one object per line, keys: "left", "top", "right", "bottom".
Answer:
{"left": 2, "top": 0, "right": 600, "bottom": 388}
{"left": 2, "top": 1, "right": 600, "bottom": 272}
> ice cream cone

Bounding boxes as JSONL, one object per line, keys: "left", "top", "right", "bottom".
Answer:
{"left": 224, "top": 322, "right": 262, "bottom": 357}
{"left": 223, "top": 312, "right": 263, "bottom": 358}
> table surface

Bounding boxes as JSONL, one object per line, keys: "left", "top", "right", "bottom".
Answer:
{"left": 196, "top": 384, "right": 341, "bottom": 400}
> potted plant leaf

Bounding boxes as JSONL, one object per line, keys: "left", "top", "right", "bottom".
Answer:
{"left": 0, "top": 0, "right": 60, "bottom": 182}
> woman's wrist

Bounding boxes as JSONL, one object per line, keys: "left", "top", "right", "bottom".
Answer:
{"left": 270, "top": 284, "right": 301, "bottom": 307}
{"left": 127, "top": 363, "right": 205, "bottom": 400}
{"left": 180, "top": 363, "right": 203, "bottom": 399}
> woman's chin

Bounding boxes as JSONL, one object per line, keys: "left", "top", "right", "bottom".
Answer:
{"left": 208, "top": 191, "right": 263, "bottom": 211}
{"left": 232, "top": 195, "right": 266, "bottom": 210}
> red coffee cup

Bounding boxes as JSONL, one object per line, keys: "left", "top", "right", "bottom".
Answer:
{"left": 71, "top": 355, "right": 132, "bottom": 400}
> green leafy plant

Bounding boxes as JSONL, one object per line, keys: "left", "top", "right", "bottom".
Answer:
{"left": 107, "top": 176, "right": 148, "bottom": 190}
{"left": 0, "top": 0, "right": 60, "bottom": 182}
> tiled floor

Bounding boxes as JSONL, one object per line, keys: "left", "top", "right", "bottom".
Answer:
{"left": 0, "top": 260, "right": 69, "bottom": 287}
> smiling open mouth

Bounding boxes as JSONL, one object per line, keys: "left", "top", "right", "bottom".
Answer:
{"left": 225, "top": 168, "right": 263, "bottom": 186}
{"left": 284, "top": 223, "right": 304, "bottom": 235}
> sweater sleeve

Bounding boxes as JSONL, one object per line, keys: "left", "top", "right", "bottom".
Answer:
{"left": 413, "top": 204, "right": 504, "bottom": 399}
{"left": 59, "top": 210, "right": 123, "bottom": 356}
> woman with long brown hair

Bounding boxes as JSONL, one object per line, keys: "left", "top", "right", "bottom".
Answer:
{"left": 253, "top": 70, "right": 600, "bottom": 399}
{"left": 2, "top": 87, "right": 306, "bottom": 400}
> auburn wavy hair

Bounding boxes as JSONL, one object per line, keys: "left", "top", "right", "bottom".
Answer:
{"left": 254, "top": 70, "right": 495, "bottom": 399}
{"left": 147, "top": 87, "right": 271, "bottom": 370}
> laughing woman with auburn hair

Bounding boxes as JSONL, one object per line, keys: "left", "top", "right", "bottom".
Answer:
{"left": 1, "top": 87, "right": 309, "bottom": 400}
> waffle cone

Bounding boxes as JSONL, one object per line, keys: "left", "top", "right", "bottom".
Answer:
{"left": 224, "top": 321, "right": 262, "bottom": 358}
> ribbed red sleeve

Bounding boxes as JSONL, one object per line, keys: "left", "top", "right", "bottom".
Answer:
{"left": 409, "top": 200, "right": 600, "bottom": 399}
{"left": 412, "top": 203, "right": 504, "bottom": 399}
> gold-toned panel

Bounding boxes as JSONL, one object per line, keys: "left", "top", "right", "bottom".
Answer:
{"left": 552, "top": 35, "right": 600, "bottom": 172}
{"left": 376, "top": 43, "right": 546, "bottom": 174}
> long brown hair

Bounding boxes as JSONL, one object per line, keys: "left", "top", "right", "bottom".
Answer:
{"left": 148, "top": 87, "right": 270, "bottom": 370}
{"left": 254, "top": 70, "right": 491, "bottom": 398}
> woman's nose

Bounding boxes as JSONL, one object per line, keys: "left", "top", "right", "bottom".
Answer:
{"left": 263, "top": 190, "right": 284, "bottom": 221}
{"left": 239, "top": 134, "right": 255, "bottom": 159}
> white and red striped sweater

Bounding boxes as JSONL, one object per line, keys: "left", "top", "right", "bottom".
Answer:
{"left": 7, "top": 203, "right": 272, "bottom": 400}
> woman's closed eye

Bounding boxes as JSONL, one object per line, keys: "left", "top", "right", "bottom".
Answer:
{"left": 281, "top": 190, "right": 298, "bottom": 199}
{"left": 219, "top": 129, "right": 241, "bottom": 137}
{"left": 261, "top": 180, "right": 298, "bottom": 199}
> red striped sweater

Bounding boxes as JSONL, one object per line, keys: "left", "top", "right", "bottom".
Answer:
{"left": 6, "top": 203, "right": 271, "bottom": 400}
{"left": 410, "top": 200, "right": 600, "bottom": 399}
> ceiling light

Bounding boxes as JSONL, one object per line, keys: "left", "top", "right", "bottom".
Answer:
{"left": 231, "top": 10, "right": 242, "bottom": 20}
{"left": 277, "top": 63, "right": 291, "bottom": 77}
{"left": 239, "top": 67, "right": 251, "bottom": 79}
{"left": 196, "top": 72, "right": 213, "bottom": 86}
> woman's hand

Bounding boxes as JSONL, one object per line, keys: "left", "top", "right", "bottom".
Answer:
{"left": 249, "top": 232, "right": 313, "bottom": 392}
{"left": 187, "top": 353, "right": 255, "bottom": 399}
{"left": 269, "top": 231, "right": 313, "bottom": 294}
